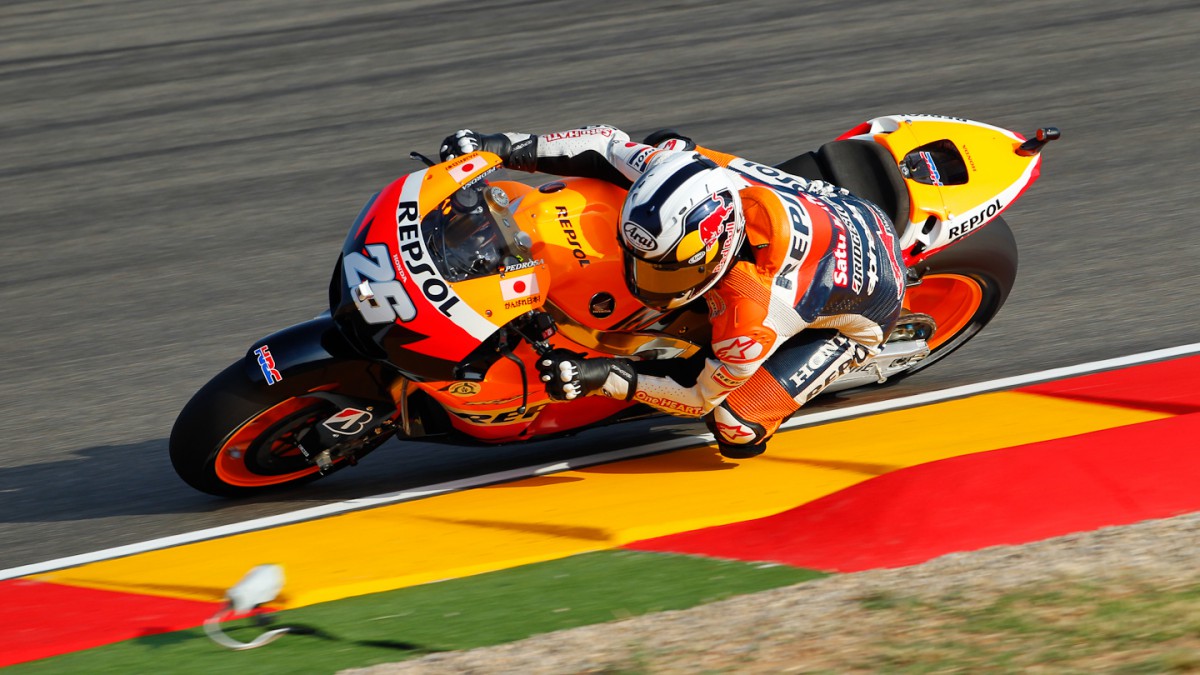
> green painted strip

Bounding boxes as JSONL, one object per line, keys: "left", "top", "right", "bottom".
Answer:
{"left": 10, "top": 551, "right": 824, "bottom": 673}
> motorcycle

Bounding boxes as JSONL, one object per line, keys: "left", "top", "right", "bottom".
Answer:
{"left": 170, "top": 114, "right": 1057, "bottom": 496}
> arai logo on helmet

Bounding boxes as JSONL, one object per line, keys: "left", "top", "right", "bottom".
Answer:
{"left": 622, "top": 221, "right": 656, "bottom": 251}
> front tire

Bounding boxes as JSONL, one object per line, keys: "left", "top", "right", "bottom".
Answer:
{"left": 170, "top": 362, "right": 338, "bottom": 497}
{"left": 896, "top": 217, "right": 1018, "bottom": 378}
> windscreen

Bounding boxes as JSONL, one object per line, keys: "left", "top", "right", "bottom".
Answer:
{"left": 424, "top": 185, "right": 532, "bottom": 282}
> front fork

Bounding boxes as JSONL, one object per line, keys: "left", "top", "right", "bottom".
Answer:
{"left": 292, "top": 391, "right": 399, "bottom": 473}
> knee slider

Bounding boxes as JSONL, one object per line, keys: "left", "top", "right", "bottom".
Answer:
{"left": 705, "top": 405, "right": 767, "bottom": 446}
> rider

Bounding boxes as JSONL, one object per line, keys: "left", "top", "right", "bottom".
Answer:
{"left": 440, "top": 125, "right": 908, "bottom": 458}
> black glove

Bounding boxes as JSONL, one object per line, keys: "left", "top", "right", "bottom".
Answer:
{"left": 438, "top": 129, "right": 512, "bottom": 162}
{"left": 438, "top": 129, "right": 538, "bottom": 171}
{"left": 641, "top": 128, "right": 696, "bottom": 151}
{"left": 537, "top": 349, "right": 637, "bottom": 401}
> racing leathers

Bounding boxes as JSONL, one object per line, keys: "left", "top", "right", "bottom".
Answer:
{"left": 444, "top": 125, "right": 907, "bottom": 457}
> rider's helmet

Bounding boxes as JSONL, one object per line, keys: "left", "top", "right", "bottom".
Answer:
{"left": 618, "top": 153, "right": 746, "bottom": 310}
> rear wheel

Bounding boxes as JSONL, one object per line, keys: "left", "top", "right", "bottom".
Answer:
{"left": 170, "top": 362, "right": 341, "bottom": 497}
{"left": 895, "top": 217, "right": 1018, "bottom": 378}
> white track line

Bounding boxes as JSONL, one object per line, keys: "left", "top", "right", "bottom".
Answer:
{"left": 3, "top": 342, "right": 1198, "bottom": 581}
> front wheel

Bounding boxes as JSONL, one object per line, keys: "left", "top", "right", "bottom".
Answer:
{"left": 895, "top": 217, "right": 1018, "bottom": 379}
{"left": 170, "top": 362, "right": 345, "bottom": 497}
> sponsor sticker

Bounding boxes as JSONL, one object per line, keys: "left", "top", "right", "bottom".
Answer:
{"left": 500, "top": 259, "right": 544, "bottom": 274}
{"left": 948, "top": 198, "right": 1003, "bottom": 239}
{"left": 706, "top": 293, "right": 727, "bottom": 318}
{"left": 714, "top": 336, "right": 765, "bottom": 364}
{"left": 446, "top": 154, "right": 490, "bottom": 183}
{"left": 556, "top": 206, "right": 592, "bottom": 267}
{"left": 589, "top": 292, "right": 616, "bottom": 318}
{"left": 541, "top": 127, "right": 615, "bottom": 142}
{"left": 716, "top": 420, "right": 756, "bottom": 441}
{"left": 322, "top": 407, "right": 373, "bottom": 435}
{"left": 443, "top": 381, "right": 481, "bottom": 397}
{"left": 710, "top": 365, "right": 745, "bottom": 390}
{"left": 448, "top": 402, "right": 549, "bottom": 425}
{"left": 626, "top": 146, "right": 659, "bottom": 172}
{"left": 632, "top": 391, "right": 704, "bottom": 416}
{"left": 689, "top": 191, "right": 735, "bottom": 249}
{"left": 832, "top": 223, "right": 850, "bottom": 288}
{"left": 254, "top": 345, "right": 282, "bottom": 385}
{"left": 504, "top": 295, "right": 541, "bottom": 310}
{"left": 622, "top": 221, "right": 656, "bottom": 251}
{"left": 500, "top": 273, "right": 539, "bottom": 301}
{"left": 919, "top": 151, "right": 943, "bottom": 186}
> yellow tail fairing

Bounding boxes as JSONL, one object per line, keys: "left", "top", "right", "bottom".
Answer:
{"left": 854, "top": 115, "right": 1043, "bottom": 261}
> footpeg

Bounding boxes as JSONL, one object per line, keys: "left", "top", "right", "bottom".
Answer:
{"left": 889, "top": 312, "right": 937, "bottom": 343}
{"left": 311, "top": 449, "right": 335, "bottom": 473}
{"left": 868, "top": 362, "right": 887, "bottom": 384}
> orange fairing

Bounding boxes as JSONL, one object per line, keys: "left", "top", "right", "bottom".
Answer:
{"left": 415, "top": 157, "right": 553, "bottom": 332}
{"left": 510, "top": 178, "right": 645, "bottom": 331}
{"left": 406, "top": 176, "right": 645, "bottom": 444}
{"left": 345, "top": 152, "right": 552, "bottom": 376}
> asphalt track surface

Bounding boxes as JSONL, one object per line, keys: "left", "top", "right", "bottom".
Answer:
{"left": 2, "top": 0, "right": 1198, "bottom": 572}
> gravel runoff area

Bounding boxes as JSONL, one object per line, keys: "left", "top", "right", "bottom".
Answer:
{"left": 344, "top": 512, "right": 1200, "bottom": 674}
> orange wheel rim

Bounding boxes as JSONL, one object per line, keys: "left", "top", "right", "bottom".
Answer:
{"left": 215, "top": 397, "right": 325, "bottom": 487}
{"left": 903, "top": 274, "right": 984, "bottom": 350}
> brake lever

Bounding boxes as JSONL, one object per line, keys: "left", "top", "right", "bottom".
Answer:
{"left": 496, "top": 334, "right": 531, "bottom": 414}
{"left": 409, "top": 151, "right": 437, "bottom": 167}
{"left": 499, "top": 312, "right": 557, "bottom": 414}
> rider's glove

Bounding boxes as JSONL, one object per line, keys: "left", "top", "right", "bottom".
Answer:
{"left": 537, "top": 349, "right": 637, "bottom": 402}
{"left": 439, "top": 130, "right": 538, "bottom": 171}
{"left": 641, "top": 128, "right": 696, "bottom": 151}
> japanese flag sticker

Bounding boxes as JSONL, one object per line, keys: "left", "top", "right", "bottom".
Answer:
{"left": 447, "top": 155, "right": 488, "bottom": 183}
{"left": 500, "top": 273, "right": 539, "bottom": 300}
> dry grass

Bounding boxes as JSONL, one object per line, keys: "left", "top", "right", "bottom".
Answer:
{"left": 633, "top": 578, "right": 1200, "bottom": 674}
{"left": 351, "top": 514, "right": 1200, "bottom": 675}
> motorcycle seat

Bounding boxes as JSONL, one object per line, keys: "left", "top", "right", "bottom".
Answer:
{"left": 775, "top": 140, "right": 911, "bottom": 235}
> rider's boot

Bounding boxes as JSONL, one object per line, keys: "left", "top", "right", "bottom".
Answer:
{"left": 717, "top": 439, "right": 768, "bottom": 459}
{"left": 706, "top": 405, "right": 771, "bottom": 459}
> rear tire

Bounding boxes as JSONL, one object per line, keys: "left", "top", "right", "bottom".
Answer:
{"left": 170, "top": 362, "right": 336, "bottom": 497}
{"left": 894, "top": 217, "right": 1018, "bottom": 379}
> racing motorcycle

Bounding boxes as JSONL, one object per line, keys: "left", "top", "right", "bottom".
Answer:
{"left": 170, "top": 114, "right": 1057, "bottom": 496}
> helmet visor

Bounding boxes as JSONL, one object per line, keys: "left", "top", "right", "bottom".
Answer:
{"left": 624, "top": 251, "right": 717, "bottom": 310}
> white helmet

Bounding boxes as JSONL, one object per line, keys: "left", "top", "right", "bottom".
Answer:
{"left": 619, "top": 153, "right": 746, "bottom": 310}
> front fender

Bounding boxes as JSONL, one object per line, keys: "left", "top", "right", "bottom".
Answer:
{"left": 242, "top": 313, "right": 397, "bottom": 405}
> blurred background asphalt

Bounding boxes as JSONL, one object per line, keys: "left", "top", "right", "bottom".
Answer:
{"left": 2, "top": 0, "right": 1198, "bottom": 568}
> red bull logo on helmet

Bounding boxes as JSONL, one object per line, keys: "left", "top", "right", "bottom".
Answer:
{"left": 689, "top": 190, "right": 736, "bottom": 249}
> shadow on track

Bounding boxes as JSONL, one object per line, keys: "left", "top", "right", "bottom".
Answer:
{"left": 0, "top": 418, "right": 720, "bottom": 525}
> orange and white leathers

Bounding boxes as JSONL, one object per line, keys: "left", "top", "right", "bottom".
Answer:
{"left": 505, "top": 125, "right": 908, "bottom": 450}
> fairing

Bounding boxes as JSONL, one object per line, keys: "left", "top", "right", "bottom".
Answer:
{"left": 330, "top": 152, "right": 550, "bottom": 381}
{"left": 511, "top": 178, "right": 708, "bottom": 360}
{"left": 410, "top": 176, "right": 708, "bottom": 444}
{"left": 838, "top": 114, "right": 1043, "bottom": 264}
